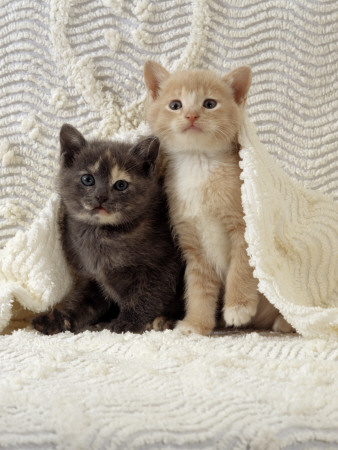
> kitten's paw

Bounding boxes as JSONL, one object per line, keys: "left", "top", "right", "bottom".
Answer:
{"left": 32, "top": 310, "right": 72, "bottom": 335}
{"left": 272, "top": 315, "right": 295, "bottom": 333}
{"left": 224, "top": 302, "right": 257, "bottom": 327}
{"left": 151, "top": 316, "right": 176, "bottom": 331}
{"left": 175, "top": 320, "right": 212, "bottom": 336}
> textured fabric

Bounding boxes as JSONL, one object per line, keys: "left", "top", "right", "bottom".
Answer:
{"left": 1, "top": 328, "right": 338, "bottom": 449}
{"left": 0, "top": 0, "right": 337, "bottom": 335}
{"left": 239, "top": 116, "right": 338, "bottom": 338}
{"left": 1, "top": 1, "right": 338, "bottom": 447}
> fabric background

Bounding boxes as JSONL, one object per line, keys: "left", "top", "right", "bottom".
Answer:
{"left": 0, "top": 0, "right": 337, "bottom": 447}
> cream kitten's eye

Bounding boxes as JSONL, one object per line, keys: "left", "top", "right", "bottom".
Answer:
{"left": 203, "top": 99, "right": 217, "bottom": 109}
{"left": 169, "top": 100, "right": 182, "bottom": 110}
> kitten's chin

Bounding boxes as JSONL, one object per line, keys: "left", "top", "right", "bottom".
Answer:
{"left": 94, "top": 209, "right": 123, "bottom": 225}
{"left": 183, "top": 124, "right": 202, "bottom": 133}
{"left": 162, "top": 133, "right": 229, "bottom": 156}
{"left": 73, "top": 210, "right": 123, "bottom": 226}
{"left": 93, "top": 206, "right": 110, "bottom": 216}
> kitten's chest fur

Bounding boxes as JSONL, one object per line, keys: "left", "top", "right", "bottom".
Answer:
{"left": 166, "top": 152, "right": 243, "bottom": 278}
{"left": 61, "top": 209, "right": 162, "bottom": 280}
{"left": 63, "top": 219, "right": 131, "bottom": 275}
{"left": 171, "top": 154, "right": 214, "bottom": 215}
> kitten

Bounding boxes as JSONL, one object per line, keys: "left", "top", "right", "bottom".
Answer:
{"left": 32, "top": 124, "right": 185, "bottom": 335}
{"left": 144, "top": 61, "right": 293, "bottom": 335}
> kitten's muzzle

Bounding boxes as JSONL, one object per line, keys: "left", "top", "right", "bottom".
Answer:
{"left": 183, "top": 114, "right": 202, "bottom": 132}
{"left": 95, "top": 194, "right": 108, "bottom": 205}
{"left": 183, "top": 123, "right": 202, "bottom": 132}
{"left": 93, "top": 206, "right": 110, "bottom": 216}
{"left": 185, "top": 113, "right": 200, "bottom": 123}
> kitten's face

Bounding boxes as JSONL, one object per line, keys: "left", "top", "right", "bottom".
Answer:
{"left": 144, "top": 62, "right": 251, "bottom": 156}
{"left": 59, "top": 125, "right": 160, "bottom": 226}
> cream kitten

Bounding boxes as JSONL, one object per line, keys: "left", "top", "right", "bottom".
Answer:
{"left": 144, "top": 60, "right": 293, "bottom": 335}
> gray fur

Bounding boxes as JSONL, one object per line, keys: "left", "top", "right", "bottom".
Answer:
{"left": 32, "top": 124, "right": 184, "bottom": 334}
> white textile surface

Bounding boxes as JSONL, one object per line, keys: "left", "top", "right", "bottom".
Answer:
{"left": 1, "top": 329, "right": 338, "bottom": 449}
{"left": 0, "top": 0, "right": 337, "bottom": 447}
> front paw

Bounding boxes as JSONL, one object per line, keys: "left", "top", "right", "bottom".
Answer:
{"left": 148, "top": 316, "right": 176, "bottom": 332}
{"left": 175, "top": 320, "right": 213, "bottom": 336}
{"left": 32, "top": 310, "right": 72, "bottom": 335}
{"left": 224, "top": 302, "right": 257, "bottom": 327}
{"left": 109, "top": 319, "right": 145, "bottom": 334}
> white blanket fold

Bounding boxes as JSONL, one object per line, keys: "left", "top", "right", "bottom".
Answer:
{"left": 0, "top": 0, "right": 337, "bottom": 337}
{"left": 239, "top": 115, "right": 338, "bottom": 338}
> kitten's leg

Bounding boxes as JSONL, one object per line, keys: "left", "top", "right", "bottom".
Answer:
{"left": 146, "top": 261, "right": 185, "bottom": 332}
{"left": 101, "top": 270, "right": 151, "bottom": 334}
{"left": 108, "top": 290, "right": 172, "bottom": 334}
{"left": 110, "top": 310, "right": 177, "bottom": 334}
{"left": 250, "top": 294, "right": 295, "bottom": 332}
{"left": 108, "top": 308, "right": 150, "bottom": 334}
{"left": 109, "top": 319, "right": 142, "bottom": 334}
{"left": 176, "top": 255, "right": 221, "bottom": 336}
{"left": 32, "top": 279, "right": 115, "bottom": 334}
{"left": 104, "top": 263, "right": 183, "bottom": 334}
{"left": 224, "top": 232, "right": 259, "bottom": 327}
{"left": 272, "top": 315, "right": 295, "bottom": 333}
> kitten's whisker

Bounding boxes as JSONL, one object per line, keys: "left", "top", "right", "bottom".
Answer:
{"left": 123, "top": 163, "right": 139, "bottom": 174}
{"left": 146, "top": 136, "right": 158, "bottom": 154}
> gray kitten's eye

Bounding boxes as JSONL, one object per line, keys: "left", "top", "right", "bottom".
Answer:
{"left": 81, "top": 174, "right": 95, "bottom": 186}
{"left": 169, "top": 100, "right": 182, "bottom": 110}
{"left": 203, "top": 99, "right": 217, "bottom": 109}
{"left": 114, "top": 180, "right": 129, "bottom": 191}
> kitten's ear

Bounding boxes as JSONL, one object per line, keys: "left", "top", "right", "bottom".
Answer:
{"left": 144, "top": 60, "right": 170, "bottom": 100}
{"left": 222, "top": 66, "right": 252, "bottom": 105}
{"left": 131, "top": 136, "right": 160, "bottom": 174}
{"left": 60, "top": 124, "right": 86, "bottom": 167}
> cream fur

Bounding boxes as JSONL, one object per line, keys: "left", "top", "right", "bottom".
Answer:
{"left": 144, "top": 61, "right": 293, "bottom": 335}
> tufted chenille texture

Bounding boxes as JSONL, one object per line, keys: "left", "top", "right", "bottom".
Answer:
{"left": 0, "top": 0, "right": 337, "bottom": 447}
{"left": 1, "top": 329, "right": 338, "bottom": 449}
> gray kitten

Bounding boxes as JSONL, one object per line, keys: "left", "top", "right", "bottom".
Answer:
{"left": 32, "top": 124, "right": 185, "bottom": 334}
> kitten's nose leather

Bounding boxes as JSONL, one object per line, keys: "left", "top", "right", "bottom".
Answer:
{"left": 186, "top": 113, "right": 199, "bottom": 123}
{"left": 96, "top": 195, "right": 108, "bottom": 205}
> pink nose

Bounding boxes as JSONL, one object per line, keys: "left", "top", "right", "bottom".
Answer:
{"left": 186, "top": 113, "right": 199, "bottom": 123}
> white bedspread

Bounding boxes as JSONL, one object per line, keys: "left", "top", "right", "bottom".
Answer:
{"left": 0, "top": 0, "right": 337, "bottom": 447}
{"left": 0, "top": 328, "right": 337, "bottom": 449}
